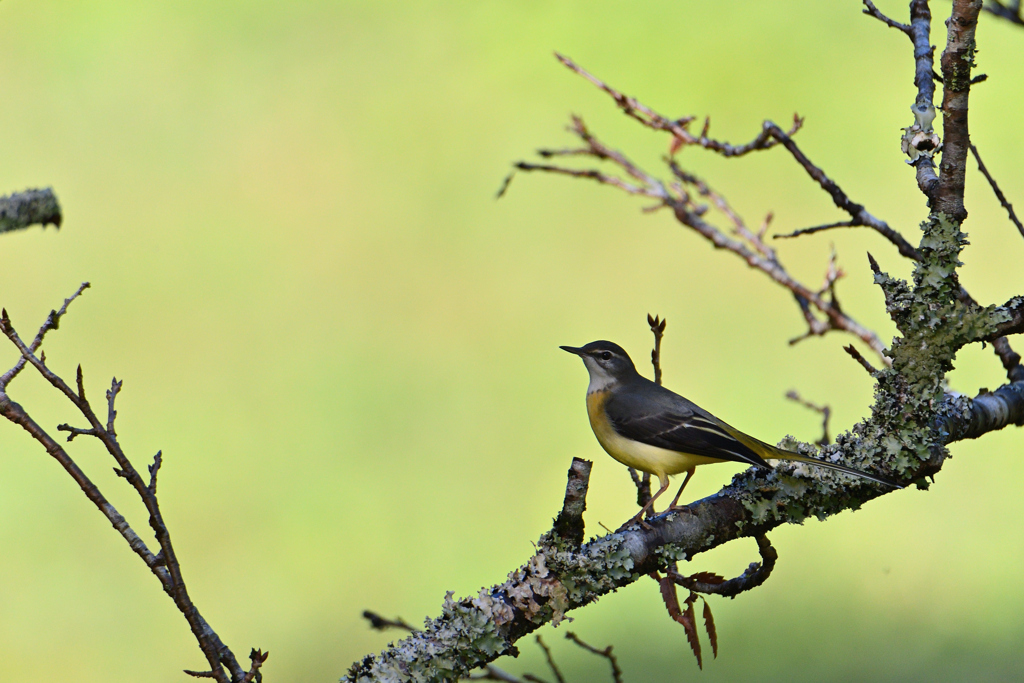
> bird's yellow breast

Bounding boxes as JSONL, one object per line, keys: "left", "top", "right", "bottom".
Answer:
{"left": 585, "top": 389, "right": 721, "bottom": 486}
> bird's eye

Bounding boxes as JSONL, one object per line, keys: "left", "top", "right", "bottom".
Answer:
{"left": 600, "top": 351, "right": 612, "bottom": 361}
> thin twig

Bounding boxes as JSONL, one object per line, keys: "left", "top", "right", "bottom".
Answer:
{"left": 242, "top": 649, "right": 270, "bottom": 683}
{"left": 862, "top": 0, "right": 912, "bottom": 33}
{"left": 148, "top": 451, "right": 163, "bottom": 493}
{"left": 477, "top": 665, "right": 528, "bottom": 682}
{"left": 564, "top": 633, "right": 623, "bottom": 683}
{"left": 511, "top": 62, "right": 895, "bottom": 364}
{"left": 627, "top": 467, "right": 652, "bottom": 510}
{"left": 535, "top": 636, "right": 565, "bottom": 683}
{"left": 670, "top": 534, "right": 778, "bottom": 598}
{"left": 865, "top": 0, "right": 941, "bottom": 197}
{"left": 774, "top": 221, "right": 856, "bottom": 240}
{"left": 984, "top": 0, "right": 1024, "bottom": 25}
{"left": 362, "top": 611, "right": 418, "bottom": 632}
{"left": 844, "top": 344, "right": 879, "bottom": 376}
{"left": 969, "top": 143, "right": 1024, "bottom": 239}
{"left": 0, "top": 292, "right": 251, "bottom": 682}
{"left": 106, "top": 377, "right": 122, "bottom": 436}
{"left": 785, "top": 390, "right": 832, "bottom": 445}
{"left": 56, "top": 423, "right": 97, "bottom": 441}
{"left": 648, "top": 314, "right": 666, "bottom": 386}
{"left": 554, "top": 53, "right": 801, "bottom": 158}
{"left": 758, "top": 122, "right": 921, "bottom": 261}
{"left": 0, "top": 281, "right": 90, "bottom": 391}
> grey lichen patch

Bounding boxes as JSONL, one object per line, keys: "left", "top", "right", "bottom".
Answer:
{"left": 346, "top": 531, "right": 640, "bottom": 683}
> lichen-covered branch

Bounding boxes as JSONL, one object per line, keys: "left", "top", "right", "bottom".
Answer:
{"left": 551, "top": 458, "right": 592, "bottom": 549}
{"left": 348, "top": 3, "right": 1024, "bottom": 679}
{"left": 0, "top": 187, "right": 62, "bottom": 234}
{"left": 347, "top": 365, "right": 1023, "bottom": 682}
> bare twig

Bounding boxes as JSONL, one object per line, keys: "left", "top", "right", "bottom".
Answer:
{"left": 106, "top": 377, "right": 122, "bottom": 436}
{"left": 564, "top": 633, "right": 622, "bottom": 683}
{"left": 648, "top": 314, "right": 666, "bottom": 386}
{"left": 0, "top": 281, "right": 90, "bottom": 391}
{"left": 670, "top": 534, "right": 778, "bottom": 599}
{"left": 476, "top": 665, "right": 528, "bottom": 683}
{"left": 865, "top": 0, "right": 941, "bottom": 197}
{"left": 984, "top": 0, "right": 1024, "bottom": 25}
{"left": 0, "top": 291, "right": 254, "bottom": 683}
{"left": 534, "top": 636, "right": 565, "bottom": 683}
{"left": 148, "top": 451, "right": 163, "bottom": 493}
{"left": 0, "top": 187, "right": 62, "bottom": 234}
{"left": 970, "top": 143, "right": 1024, "bottom": 239}
{"left": 56, "top": 423, "right": 97, "bottom": 441}
{"left": 774, "top": 221, "right": 856, "bottom": 240}
{"left": 243, "top": 649, "right": 270, "bottom": 683}
{"left": 362, "top": 610, "right": 417, "bottom": 632}
{"left": 844, "top": 344, "right": 879, "bottom": 376}
{"left": 554, "top": 53, "right": 801, "bottom": 158}
{"left": 625, "top": 316, "right": 668, "bottom": 512}
{"left": 511, "top": 62, "right": 893, "bottom": 363}
{"left": 785, "top": 391, "right": 832, "bottom": 445}
{"left": 862, "top": 0, "right": 912, "bottom": 33}
{"left": 758, "top": 122, "right": 921, "bottom": 261}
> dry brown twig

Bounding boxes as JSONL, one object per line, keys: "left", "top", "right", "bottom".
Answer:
{"left": 563, "top": 632, "right": 623, "bottom": 683}
{"left": 984, "top": 0, "right": 1024, "bottom": 26}
{"left": 0, "top": 286, "right": 264, "bottom": 683}
{"left": 969, "top": 143, "right": 1024, "bottom": 239}
{"left": 506, "top": 57, "right": 893, "bottom": 364}
{"left": 785, "top": 390, "right": 832, "bottom": 446}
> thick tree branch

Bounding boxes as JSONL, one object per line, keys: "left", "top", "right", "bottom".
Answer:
{"left": 936, "top": 0, "right": 983, "bottom": 222}
{"left": 348, "top": 6, "right": 1024, "bottom": 676}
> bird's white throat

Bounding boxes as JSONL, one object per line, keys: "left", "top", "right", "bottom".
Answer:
{"left": 582, "top": 356, "right": 618, "bottom": 394}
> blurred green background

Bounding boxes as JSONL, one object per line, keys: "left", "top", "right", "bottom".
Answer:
{"left": 0, "top": 1, "right": 1022, "bottom": 681}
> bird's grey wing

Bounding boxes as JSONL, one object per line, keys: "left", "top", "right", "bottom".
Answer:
{"left": 605, "top": 383, "right": 772, "bottom": 469}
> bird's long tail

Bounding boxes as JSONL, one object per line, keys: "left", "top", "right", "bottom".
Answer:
{"left": 770, "top": 450, "right": 901, "bottom": 489}
{"left": 722, "top": 424, "right": 902, "bottom": 489}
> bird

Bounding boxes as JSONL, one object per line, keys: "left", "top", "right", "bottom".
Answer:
{"left": 561, "top": 340, "right": 900, "bottom": 523}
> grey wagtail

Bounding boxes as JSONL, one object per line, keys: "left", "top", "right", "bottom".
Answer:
{"left": 562, "top": 341, "right": 900, "bottom": 520}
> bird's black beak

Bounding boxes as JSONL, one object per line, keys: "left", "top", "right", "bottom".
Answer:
{"left": 560, "top": 345, "right": 585, "bottom": 356}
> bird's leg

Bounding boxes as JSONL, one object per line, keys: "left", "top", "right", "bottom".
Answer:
{"left": 667, "top": 468, "right": 695, "bottom": 511}
{"left": 620, "top": 476, "right": 670, "bottom": 531}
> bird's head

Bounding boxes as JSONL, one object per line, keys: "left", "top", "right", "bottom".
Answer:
{"left": 560, "top": 340, "right": 638, "bottom": 391}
